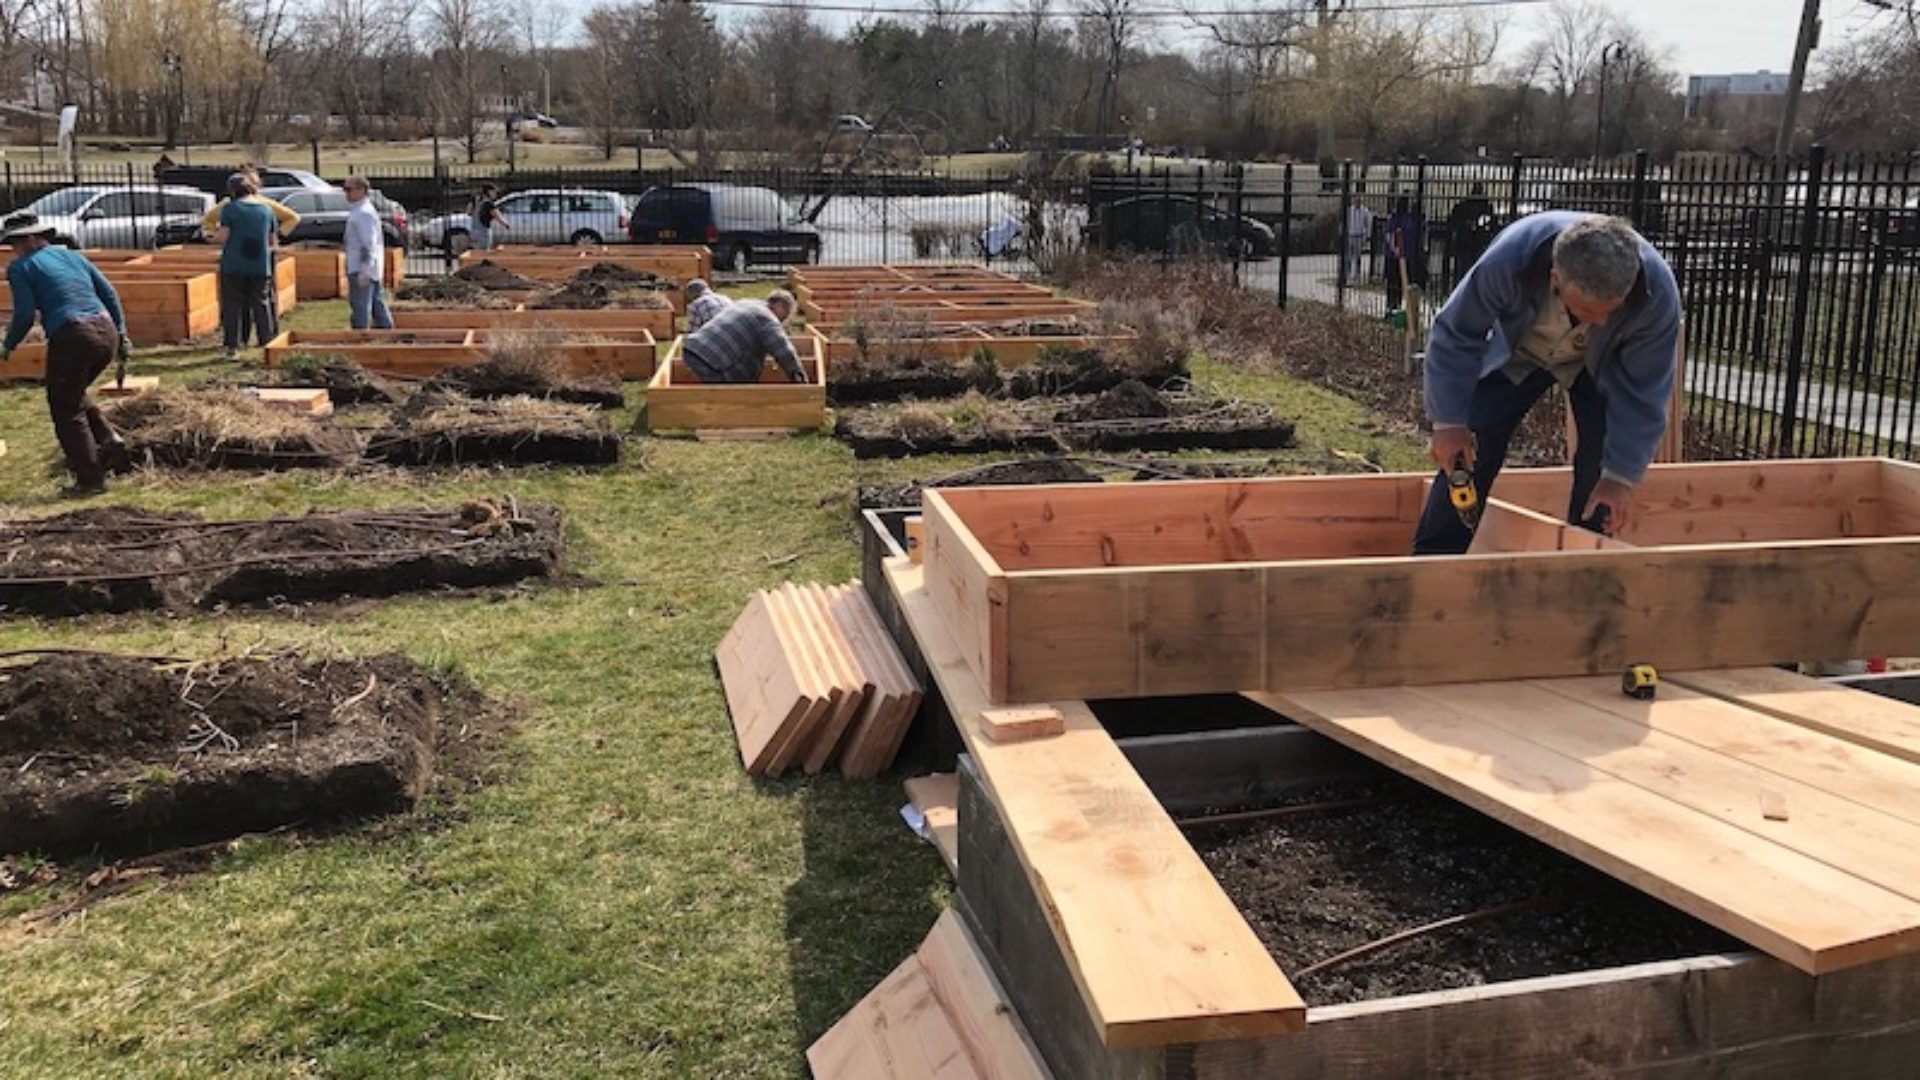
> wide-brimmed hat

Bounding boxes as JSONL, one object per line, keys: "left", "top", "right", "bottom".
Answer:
{"left": 1, "top": 213, "right": 54, "bottom": 242}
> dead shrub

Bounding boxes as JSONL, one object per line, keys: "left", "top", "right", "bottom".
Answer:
{"left": 105, "top": 388, "right": 361, "bottom": 469}
{"left": 479, "top": 330, "right": 570, "bottom": 388}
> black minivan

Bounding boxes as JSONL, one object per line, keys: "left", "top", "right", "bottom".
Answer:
{"left": 627, "top": 183, "right": 822, "bottom": 271}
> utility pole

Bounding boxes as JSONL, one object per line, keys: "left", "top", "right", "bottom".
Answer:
{"left": 1774, "top": 0, "right": 1821, "bottom": 161}
{"left": 1314, "top": 0, "right": 1341, "bottom": 173}
{"left": 1595, "top": 41, "right": 1628, "bottom": 162}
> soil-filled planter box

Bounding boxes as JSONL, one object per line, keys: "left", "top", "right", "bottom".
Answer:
{"left": 795, "top": 282, "right": 1056, "bottom": 307}
{"left": 7, "top": 270, "right": 222, "bottom": 344}
{"left": 787, "top": 264, "right": 1015, "bottom": 290}
{"left": 919, "top": 460, "right": 1920, "bottom": 703}
{"left": 955, "top": 728, "right": 1920, "bottom": 1078}
{"left": 289, "top": 246, "right": 349, "bottom": 299}
{"left": 264, "top": 328, "right": 657, "bottom": 379}
{"left": 0, "top": 503, "right": 565, "bottom": 617}
{"left": 644, "top": 335, "right": 826, "bottom": 432}
{"left": 457, "top": 246, "right": 707, "bottom": 286}
{"left": 0, "top": 652, "right": 463, "bottom": 857}
{"left": 392, "top": 305, "right": 675, "bottom": 343}
{"left": 804, "top": 298, "right": 1098, "bottom": 324}
{"left": 811, "top": 321, "right": 1141, "bottom": 374}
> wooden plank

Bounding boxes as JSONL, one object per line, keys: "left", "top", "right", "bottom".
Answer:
{"left": 889, "top": 559, "right": 1307, "bottom": 1047}
{"left": 1669, "top": 667, "right": 1920, "bottom": 766}
{"left": 693, "top": 428, "right": 793, "bottom": 443}
{"left": 905, "top": 773, "right": 960, "bottom": 876}
{"left": 825, "top": 583, "right": 902, "bottom": 778}
{"left": 980, "top": 707, "right": 1064, "bottom": 744}
{"left": 1253, "top": 685, "right": 1920, "bottom": 974}
{"left": 1405, "top": 679, "right": 1920, "bottom": 899}
{"left": 921, "top": 492, "right": 1010, "bottom": 705}
{"left": 96, "top": 376, "right": 160, "bottom": 397}
{"left": 797, "top": 583, "right": 871, "bottom": 775}
{"left": 246, "top": 387, "right": 334, "bottom": 416}
{"left": 714, "top": 594, "right": 814, "bottom": 776}
{"left": 806, "top": 910, "right": 1049, "bottom": 1080}
{"left": 834, "top": 581, "right": 924, "bottom": 779}
{"left": 762, "top": 587, "right": 843, "bottom": 778}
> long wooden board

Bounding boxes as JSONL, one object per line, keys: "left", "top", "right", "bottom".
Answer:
{"left": 889, "top": 560, "right": 1306, "bottom": 1047}
{"left": 807, "top": 909, "right": 1050, "bottom": 1080}
{"left": 1669, "top": 667, "right": 1920, "bottom": 766}
{"left": 1252, "top": 683, "right": 1920, "bottom": 974}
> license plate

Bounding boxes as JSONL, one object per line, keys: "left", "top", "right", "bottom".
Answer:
{"left": 658, "top": 229, "right": 676, "bottom": 240}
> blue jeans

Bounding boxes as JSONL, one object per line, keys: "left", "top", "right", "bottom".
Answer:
{"left": 1411, "top": 366, "right": 1607, "bottom": 555}
{"left": 349, "top": 274, "right": 393, "bottom": 330}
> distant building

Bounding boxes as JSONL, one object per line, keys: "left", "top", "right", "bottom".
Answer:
{"left": 1686, "top": 70, "right": 1790, "bottom": 120}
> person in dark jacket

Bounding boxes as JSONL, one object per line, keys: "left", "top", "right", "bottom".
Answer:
{"left": 1414, "top": 212, "right": 1681, "bottom": 554}
{"left": 0, "top": 212, "right": 130, "bottom": 495}
{"left": 1446, "top": 182, "right": 1499, "bottom": 286}
{"left": 1384, "top": 197, "right": 1427, "bottom": 310}
{"left": 211, "top": 172, "right": 280, "bottom": 359}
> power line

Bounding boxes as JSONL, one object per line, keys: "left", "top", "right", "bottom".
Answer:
{"left": 694, "top": 0, "right": 1552, "bottom": 19}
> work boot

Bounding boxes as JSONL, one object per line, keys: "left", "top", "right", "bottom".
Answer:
{"left": 59, "top": 479, "right": 106, "bottom": 498}
{"left": 100, "top": 434, "right": 131, "bottom": 473}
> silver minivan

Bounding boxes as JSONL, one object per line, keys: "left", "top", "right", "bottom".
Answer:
{"left": 24, "top": 185, "right": 214, "bottom": 248}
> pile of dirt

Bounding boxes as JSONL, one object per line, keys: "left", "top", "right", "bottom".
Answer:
{"left": 454, "top": 260, "right": 542, "bottom": 291}
{"left": 0, "top": 503, "right": 564, "bottom": 618}
{"left": 574, "top": 263, "right": 664, "bottom": 288}
{"left": 366, "top": 390, "right": 622, "bottom": 467}
{"left": 857, "top": 458, "right": 1102, "bottom": 510}
{"left": 0, "top": 651, "right": 498, "bottom": 857}
{"left": 106, "top": 388, "right": 362, "bottom": 470}
{"left": 1194, "top": 778, "right": 1739, "bottom": 1005}
{"left": 836, "top": 384, "right": 1295, "bottom": 459}
{"left": 216, "top": 355, "right": 396, "bottom": 406}
{"left": 394, "top": 276, "right": 494, "bottom": 307}
{"left": 530, "top": 267, "right": 674, "bottom": 311}
{"left": 828, "top": 340, "right": 1186, "bottom": 406}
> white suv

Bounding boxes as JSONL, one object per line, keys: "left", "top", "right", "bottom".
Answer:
{"left": 416, "top": 188, "right": 632, "bottom": 253}
{"left": 23, "top": 185, "right": 214, "bottom": 248}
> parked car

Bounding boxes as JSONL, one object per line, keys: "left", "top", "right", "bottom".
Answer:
{"left": 158, "top": 166, "right": 331, "bottom": 197}
{"left": 414, "top": 188, "right": 630, "bottom": 253}
{"left": 834, "top": 114, "right": 874, "bottom": 133}
{"left": 1083, "top": 194, "right": 1276, "bottom": 260}
{"left": 262, "top": 186, "right": 410, "bottom": 248}
{"left": 627, "top": 183, "right": 822, "bottom": 271}
{"left": 22, "top": 185, "right": 213, "bottom": 248}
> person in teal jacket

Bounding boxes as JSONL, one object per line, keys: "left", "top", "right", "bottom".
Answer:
{"left": 212, "top": 172, "right": 279, "bottom": 360}
{"left": 1414, "top": 211, "right": 1681, "bottom": 554}
{"left": 0, "top": 212, "right": 131, "bottom": 495}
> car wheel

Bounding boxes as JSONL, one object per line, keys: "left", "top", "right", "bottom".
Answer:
{"left": 726, "top": 244, "right": 751, "bottom": 273}
{"left": 571, "top": 229, "right": 603, "bottom": 247}
{"left": 445, "top": 230, "right": 471, "bottom": 256}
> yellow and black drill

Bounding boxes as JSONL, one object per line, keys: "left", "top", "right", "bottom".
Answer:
{"left": 1445, "top": 455, "right": 1480, "bottom": 531}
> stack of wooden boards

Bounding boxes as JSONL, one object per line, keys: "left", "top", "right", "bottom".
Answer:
{"left": 717, "top": 582, "right": 923, "bottom": 779}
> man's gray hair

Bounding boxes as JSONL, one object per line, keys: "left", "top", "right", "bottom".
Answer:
{"left": 343, "top": 174, "right": 370, "bottom": 192}
{"left": 765, "top": 288, "right": 796, "bottom": 311}
{"left": 1553, "top": 216, "right": 1643, "bottom": 301}
{"left": 685, "top": 278, "right": 710, "bottom": 299}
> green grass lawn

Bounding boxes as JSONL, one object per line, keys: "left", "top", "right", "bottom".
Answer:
{"left": 0, "top": 296, "right": 1423, "bottom": 1077}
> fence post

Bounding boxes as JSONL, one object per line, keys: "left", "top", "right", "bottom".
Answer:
{"left": 1630, "top": 148, "right": 1651, "bottom": 228}
{"left": 125, "top": 161, "right": 138, "bottom": 248}
{"left": 1278, "top": 162, "right": 1293, "bottom": 308}
{"left": 1336, "top": 159, "right": 1353, "bottom": 312}
{"left": 1507, "top": 153, "right": 1524, "bottom": 222}
{"left": 1779, "top": 143, "right": 1826, "bottom": 458}
{"left": 1229, "top": 164, "right": 1244, "bottom": 285}
{"left": 1415, "top": 155, "right": 1428, "bottom": 295}
{"left": 4, "top": 161, "right": 13, "bottom": 214}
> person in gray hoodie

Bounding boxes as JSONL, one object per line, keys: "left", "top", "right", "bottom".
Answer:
{"left": 1414, "top": 212, "right": 1680, "bottom": 554}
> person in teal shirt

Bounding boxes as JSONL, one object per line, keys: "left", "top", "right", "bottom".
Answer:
{"left": 0, "top": 212, "right": 131, "bottom": 495}
{"left": 213, "top": 172, "right": 279, "bottom": 360}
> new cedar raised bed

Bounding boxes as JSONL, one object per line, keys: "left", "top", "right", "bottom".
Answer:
{"left": 264, "top": 328, "right": 657, "bottom": 379}
{"left": 283, "top": 245, "right": 403, "bottom": 300}
{"left": 918, "top": 460, "right": 1920, "bottom": 704}
{"left": 456, "top": 246, "right": 709, "bottom": 285}
{"left": 137, "top": 250, "right": 299, "bottom": 316}
{"left": 392, "top": 305, "right": 675, "bottom": 344}
{"left": 803, "top": 297, "right": 1098, "bottom": 324}
{"left": 644, "top": 334, "right": 825, "bottom": 432}
{"left": 0, "top": 343, "right": 47, "bottom": 381}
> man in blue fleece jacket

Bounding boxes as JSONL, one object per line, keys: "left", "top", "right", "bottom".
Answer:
{"left": 1414, "top": 211, "right": 1680, "bottom": 554}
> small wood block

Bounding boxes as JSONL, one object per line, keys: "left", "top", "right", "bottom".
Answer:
{"left": 0, "top": 439, "right": 8, "bottom": 458}
{"left": 96, "top": 376, "right": 159, "bottom": 397}
{"left": 1761, "top": 789, "right": 1791, "bottom": 822}
{"left": 247, "top": 387, "right": 334, "bottom": 417}
{"left": 694, "top": 428, "right": 795, "bottom": 443}
{"left": 904, "top": 516, "right": 925, "bottom": 565}
{"left": 980, "top": 706, "right": 1065, "bottom": 744}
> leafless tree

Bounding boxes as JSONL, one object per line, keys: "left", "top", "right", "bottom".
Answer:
{"left": 1077, "top": 0, "right": 1137, "bottom": 139}
{"left": 421, "top": 0, "right": 508, "bottom": 162}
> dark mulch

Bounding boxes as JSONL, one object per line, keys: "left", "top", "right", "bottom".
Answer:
{"left": 427, "top": 363, "right": 626, "bottom": 409}
{"left": 530, "top": 265, "right": 674, "bottom": 310}
{"left": 454, "top": 260, "right": 541, "bottom": 291}
{"left": 0, "top": 651, "right": 504, "bottom": 857}
{"left": 0, "top": 503, "right": 564, "bottom": 618}
{"left": 827, "top": 342, "right": 1187, "bottom": 406}
{"left": 202, "top": 358, "right": 398, "bottom": 406}
{"left": 1193, "top": 778, "right": 1741, "bottom": 1006}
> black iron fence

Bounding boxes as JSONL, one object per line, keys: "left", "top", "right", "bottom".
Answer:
{"left": 1090, "top": 149, "right": 1920, "bottom": 461}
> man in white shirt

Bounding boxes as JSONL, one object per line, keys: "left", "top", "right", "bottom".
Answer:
{"left": 1344, "top": 187, "right": 1374, "bottom": 283}
{"left": 343, "top": 176, "right": 392, "bottom": 330}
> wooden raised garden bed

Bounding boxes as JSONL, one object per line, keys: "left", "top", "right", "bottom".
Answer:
{"left": 391, "top": 304, "right": 674, "bottom": 343}
{"left": 804, "top": 297, "right": 1098, "bottom": 325}
{"left": 136, "top": 250, "right": 299, "bottom": 316}
{"left": 919, "top": 460, "right": 1920, "bottom": 705}
{"left": 812, "top": 320, "right": 1137, "bottom": 370}
{"left": 457, "top": 246, "right": 708, "bottom": 283}
{"left": 644, "top": 335, "right": 825, "bottom": 432}
{"left": 264, "top": 328, "right": 657, "bottom": 379}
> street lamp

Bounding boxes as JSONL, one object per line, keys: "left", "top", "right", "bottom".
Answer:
{"left": 33, "top": 54, "right": 49, "bottom": 163}
{"left": 1595, "top": 41, "right": 1629, "bottom": 162}
{"left": 500, "top": 62, "right": 517, "bottom": 171}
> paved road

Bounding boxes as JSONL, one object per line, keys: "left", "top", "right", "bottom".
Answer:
{"left": 1687, "top": 359, "right": 1920, "bottom": 447}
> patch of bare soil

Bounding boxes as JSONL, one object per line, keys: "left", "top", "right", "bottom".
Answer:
{"left": 428, "top": 362, "right": 624, "bottom": 409}
{"left": 835, "top": 382, "right": 1296, "bottom": 459}
{"left": 454, "top": 260, "right": 541, "bottom": 291}
{"left": 1194, "top": 778, "right": 1740, "bottom": 1005}
{"left": 366, "top": 390, "right": 622, "bottom": 467}
{"left": 857, "top": 458, "right": 1102, "bottom": 510}
{"left": 530, "top": 265, "right": 674, "bottom": 310}
{"left": 0, "top": 502, "right": 563, "bottom": 618}
{"left": 201, "top": 357, "right": 398, "bottom": 406}
{"left": 0, "top": 651, "right": 503, "bottom": 858}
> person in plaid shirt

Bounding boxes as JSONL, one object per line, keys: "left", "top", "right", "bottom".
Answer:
{"left": 681, "top": 288, "right": 806, "bottom": 384}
